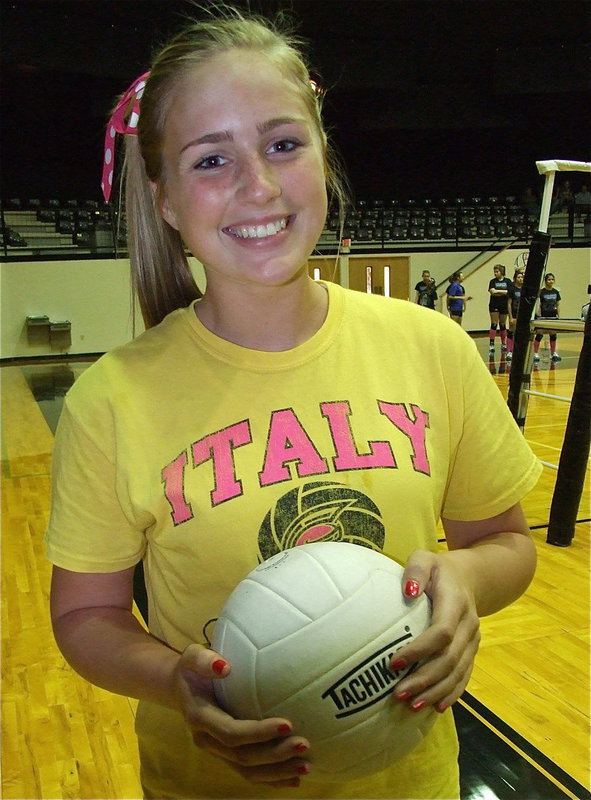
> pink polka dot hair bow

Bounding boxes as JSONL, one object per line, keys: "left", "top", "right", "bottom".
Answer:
{"left": 101, "top": 72, "right": 150, "bottom": 202}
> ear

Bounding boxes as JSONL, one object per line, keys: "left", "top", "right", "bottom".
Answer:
{"left": 150, "top": 181, "right": 179, "bottom": 231}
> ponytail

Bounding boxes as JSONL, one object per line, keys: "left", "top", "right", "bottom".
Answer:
{"left": 123, "top": 136, "right": 201, "bottom": 329}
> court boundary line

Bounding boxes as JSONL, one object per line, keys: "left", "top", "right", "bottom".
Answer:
{"left": 460, "top": 692, "right": 591, "bottom": 800}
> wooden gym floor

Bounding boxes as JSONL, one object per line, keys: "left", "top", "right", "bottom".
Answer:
{"left": 2, "top": 332, "right": 589, "bottom": 799}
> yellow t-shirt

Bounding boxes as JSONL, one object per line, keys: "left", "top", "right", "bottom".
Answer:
{"left": 46, "top": 282, "right": 541, "bottom": 799}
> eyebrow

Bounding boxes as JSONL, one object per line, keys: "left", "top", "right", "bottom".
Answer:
{"left": 179, "top": 117, "right": 306, "bottom": 155}
{"left": 180, "top": 130, "right": 232, "bottom": 154}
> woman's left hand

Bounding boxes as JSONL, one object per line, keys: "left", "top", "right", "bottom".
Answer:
{"left": 389, "top": 549, "right": 481, "bottom": 713}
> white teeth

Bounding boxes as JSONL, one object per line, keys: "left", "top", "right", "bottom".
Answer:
{"left": 230, "top": 218, "right": 288, "bottom": 239}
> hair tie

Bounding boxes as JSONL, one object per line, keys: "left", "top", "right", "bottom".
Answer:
{"left": 101, "top": 71, "right": 150, "bottom": 202}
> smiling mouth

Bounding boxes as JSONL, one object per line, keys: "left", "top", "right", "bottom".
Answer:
{"left": 225, "top": 217, "right": 289, "bottom": 240}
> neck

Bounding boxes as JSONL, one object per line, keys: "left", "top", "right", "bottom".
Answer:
{"left": 195, "top": 276, "right": 328, "bottom": 351}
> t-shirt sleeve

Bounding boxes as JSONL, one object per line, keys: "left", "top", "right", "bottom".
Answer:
{"left": 46, "top": 400, "right": 146, "bottom": 573}
{"left": 441, "top": 336, "right": 542, "bottom": 521}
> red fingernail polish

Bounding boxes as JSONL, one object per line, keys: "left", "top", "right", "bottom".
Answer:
{"left": 396, "top": 690, "right": 411, "bottom": 701}
{"left": 293, "top": 742, "right": 309, "bottom": 753}
{"left": 437, "top": 703, "right": 449, "bottom": 713}
{"left": 289, "top": 778, "right": 301, "bottom": 788}
{"left": 391, "top": 657, "right": 407, "bottom": 671}
{"left": 297, "top": 765, "right": 310, "bottom": 775}
{"left": 411, "top": 700, "right": 426, "bottom": 711}
{"left": 277, "top": 723, "right": 292, "bottom": 734}
{"left": 211, "top": 659, "right": 227, "bottom": 675}
{"left": 405, "top": 580, "right": 420, "bottom": 597}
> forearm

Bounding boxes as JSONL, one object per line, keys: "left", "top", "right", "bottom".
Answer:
{"left": 53, "top": 606, "right": 183, "bottom": 709}
{"left": 438, "top": 530, "right": 536, "bottom": 617}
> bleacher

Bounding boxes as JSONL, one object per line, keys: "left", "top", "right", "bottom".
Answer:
{"left": 319, "top": 196, "right": 590, "bottom": 252}
{"left": 0, "top": 198, "right": 125, "bottom": 257}
{"left": 1, "top": 195, "right": 588, "bottom": 259}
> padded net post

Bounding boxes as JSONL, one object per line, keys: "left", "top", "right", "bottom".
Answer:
{"left": 506, "top": 231, "right": 551, "bottom": 428}
{"left": 546, "top": 310, "right": 591, "bottom": 546}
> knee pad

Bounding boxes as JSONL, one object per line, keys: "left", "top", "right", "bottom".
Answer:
{"left": 550, "top": 333, "right": 557, "bottom": 342}
{"left": 490, "top": 323, "right": 498, "bottom": 330}
{"left": 499, "top": 324, "right": 506, "bottom": 332}
{"left": 535, "top": 333, "right": 543, "bottom": 342}
{"left": 507, "top": 330, "right": 514, "bottom": 340}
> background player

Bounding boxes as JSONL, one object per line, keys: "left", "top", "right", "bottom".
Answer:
{"left": 414, "top": 269, "right": 438, "bottom": 309}
{"left": 534, "top": 273, "right": 562, "bottom": 361}
{"left": 446, "top": 271, "right": 471, "bottom": 325}
{"left": 506, "top": 268, "right": 525, "bottom": 361}
{"left": 488, "top": 264, "right": 512, "bottom": 354}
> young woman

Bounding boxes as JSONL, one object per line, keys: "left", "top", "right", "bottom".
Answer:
{"left": 46, "top": 8, "right": 540, "bottom": 799}
{"left": 445, "top": 271, "right": 471, "bottom": 325}
{"left": 506, "top": 268, "right": 525, "bottom": 361}
{"left": 414, "top": 269, "right": 438, "bottom": 309}
{"left": 534, "top": 272, "right": 562, "bottom": 361}
{"left": 487, "top": 264, "right": 512, "bottom": 353}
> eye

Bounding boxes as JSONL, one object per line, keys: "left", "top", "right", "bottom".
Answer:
{"left": 194, "top": 154, "right": 228, "bottom": 170}
{"left": 267, "top": 138, "right": 301, "bottom": 155}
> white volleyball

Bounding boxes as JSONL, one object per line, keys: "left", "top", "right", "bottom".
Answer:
{"left": 211, "top": 542, "right": 435, "bottom": 782}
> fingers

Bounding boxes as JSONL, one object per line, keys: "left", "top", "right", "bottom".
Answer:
{"left": 393, "top": 624, "right": 479, "bottom": 712}
{"left": 401, "top": 548, "right": 436, "bottom": 599}
{"left": 176, "top": 643, "right": 313, "bottom": 786}
{"left": 194, "top": 729, "right": 312, "bottom": 785}
{"left": 392, "top": 551, "right": 481, "bottom": 711}
{"left": 180, "top": 642, "right": 230, "bottom": 680}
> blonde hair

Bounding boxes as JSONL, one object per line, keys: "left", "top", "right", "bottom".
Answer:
{"left": 121, "top": 5, "right": 349, "bottom": 328}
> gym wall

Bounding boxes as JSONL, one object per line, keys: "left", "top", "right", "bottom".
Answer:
{"left": 1, "top": 248, "right": 588, "bottom": 359}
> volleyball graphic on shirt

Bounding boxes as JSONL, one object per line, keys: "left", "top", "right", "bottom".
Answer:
{"left": 211, "top": 541, "right": 435, "bottom": 782}
{"left": 257, "top": 480, "right": 385, "bottom": 561}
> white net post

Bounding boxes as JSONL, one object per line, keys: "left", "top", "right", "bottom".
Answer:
{"left": 508, "top": 159, "right": 591, "bottom": 430}
{"left": 536, "top": 159, "right": 591, "bottom": 233}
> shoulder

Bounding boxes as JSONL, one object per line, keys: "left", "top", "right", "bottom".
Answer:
{"left": 63, "top": 306, "right": 191, "bottom": 410}
{"left": 335, "top": 283, "right": 470, "bottom": 346}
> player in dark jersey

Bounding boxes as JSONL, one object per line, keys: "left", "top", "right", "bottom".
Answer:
{"left": 488, "top": 264, "right": 512, "bottom": 353}
{"left": 506, "top": 269, "right": 524, "bottom": 362}
{"left": 534, "top": 273, "right": 562, "bottom": 362}
{"left": 414, "top": 269, "right": 438, "bottom": 309}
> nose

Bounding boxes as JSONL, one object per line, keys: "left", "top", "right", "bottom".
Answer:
{"left": 236, "top": 154, "right": 281, "bottom": 205}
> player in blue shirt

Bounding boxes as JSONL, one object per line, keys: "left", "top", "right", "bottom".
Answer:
{"left": 446, "top": 271, "right": 472, "bottom": 326}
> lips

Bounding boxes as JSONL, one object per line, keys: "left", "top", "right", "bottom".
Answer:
{"left": 225, "top": 216, "right": 289, "bottom": 240}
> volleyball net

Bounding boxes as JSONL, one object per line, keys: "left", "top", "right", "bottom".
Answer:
{"left": 507, "top": 159, "right": 591, "bottom": 547}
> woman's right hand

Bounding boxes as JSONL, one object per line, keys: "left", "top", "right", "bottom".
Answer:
{"left": 172, "top": 644, "right": 312, "bottom": 788}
